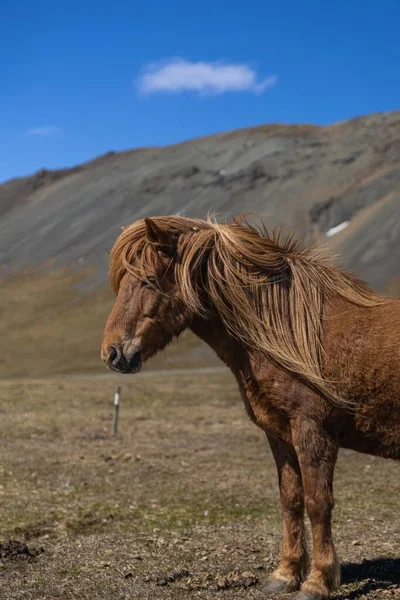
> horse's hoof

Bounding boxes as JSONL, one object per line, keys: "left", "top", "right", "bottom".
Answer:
{"left": 263, "top": 577, "right": 299, "bottom": 594}
{"left": 294, "top": 592, "right": 325, "bottom": 600}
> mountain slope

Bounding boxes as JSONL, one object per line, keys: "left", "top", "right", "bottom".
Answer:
{"left": 1, "top": 111, "right": 399, "bottom": 291}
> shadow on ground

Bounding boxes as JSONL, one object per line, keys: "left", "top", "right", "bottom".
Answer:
{"left": 339, "top": 558, "right": 400, "bottom": 599}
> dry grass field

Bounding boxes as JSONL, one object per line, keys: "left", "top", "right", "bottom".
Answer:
{"left": 0, "top": 371, "right": 398, "bottom": 599}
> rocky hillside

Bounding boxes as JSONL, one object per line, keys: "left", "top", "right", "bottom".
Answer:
{"left": 1, "top": 110, "right": 400, "bottom": 291}
{"left": 1, "top": 111, "right": 399, "bottom": 377}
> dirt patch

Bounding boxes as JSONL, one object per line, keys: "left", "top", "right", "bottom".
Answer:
{"left": 216, "top": 570, "right": 259, "bottom": 589}
{"left": 0, "top": 540, "right": 44, "bottom": 562}
{"left": 150, "top": 568, "right": 258, "bottom": 591}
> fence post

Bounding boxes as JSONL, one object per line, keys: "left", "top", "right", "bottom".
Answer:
{"left": 113, "top": 386, "right": 121, "bottom": 434}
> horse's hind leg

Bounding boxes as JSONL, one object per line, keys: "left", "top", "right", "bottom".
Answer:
{"left": 292, "top": 422, "right": 340, "bottom": 600}
{"left": 263, "top": 433, "right": 309, "bottom": 594}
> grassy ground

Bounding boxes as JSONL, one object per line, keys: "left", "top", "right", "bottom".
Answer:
{"left": 0, "top": 372, "right": 399, "bottom": 599}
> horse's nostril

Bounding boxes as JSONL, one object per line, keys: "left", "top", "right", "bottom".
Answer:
{"left": 109, "top": 346, "right": 119, "bottom": 364}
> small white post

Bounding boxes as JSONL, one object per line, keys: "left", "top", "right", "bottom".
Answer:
{"left": 113, "top": 386, "right": 121, "bottom": 434}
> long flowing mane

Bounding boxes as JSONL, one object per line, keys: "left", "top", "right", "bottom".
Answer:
{"left": 110, "top": 215, "right": 385, "bottom": 404}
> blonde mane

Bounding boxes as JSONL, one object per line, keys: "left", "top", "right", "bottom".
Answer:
{"left": 110, "top": 215, "right": 384, "bottom": 404}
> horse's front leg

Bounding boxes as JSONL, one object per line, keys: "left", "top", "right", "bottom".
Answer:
{"left": 264, "top": 433, "right": 309, "bottom": 594}
{"left": 292, "top": 422, "right": 340, "bottom": 600}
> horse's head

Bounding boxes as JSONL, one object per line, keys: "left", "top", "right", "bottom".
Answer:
{"left": 101, "top": 217, "right": 200, "bottom": 374}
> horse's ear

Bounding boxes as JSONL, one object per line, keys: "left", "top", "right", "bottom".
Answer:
{"left": 144, "top": 218, "right": 179, "bottom": 257}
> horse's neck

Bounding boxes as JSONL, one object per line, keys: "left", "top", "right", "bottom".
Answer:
{"left": 189, "top": 315, "right": 272, "bottom": 426}
{"left": 190, "top": 315, "right": 249, "bottom": 374}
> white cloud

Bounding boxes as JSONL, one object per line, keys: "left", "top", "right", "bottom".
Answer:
{"left": 26, "top": 126, "right": 62, "bottom": 136}
{"left": 137, "top": 59, "right": 277, "bottom": 96}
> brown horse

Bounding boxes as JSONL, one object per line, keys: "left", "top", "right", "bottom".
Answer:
{"left": 101, "top": 215, "right": 400, "bottom": 600}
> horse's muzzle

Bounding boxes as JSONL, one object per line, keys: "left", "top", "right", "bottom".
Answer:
{"left": 102, "top": 344, "right": 142, "bottom": 374}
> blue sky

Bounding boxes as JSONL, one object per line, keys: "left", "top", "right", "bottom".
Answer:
{"left": 1, "top": 0, "right": 399, "bottom": 182}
